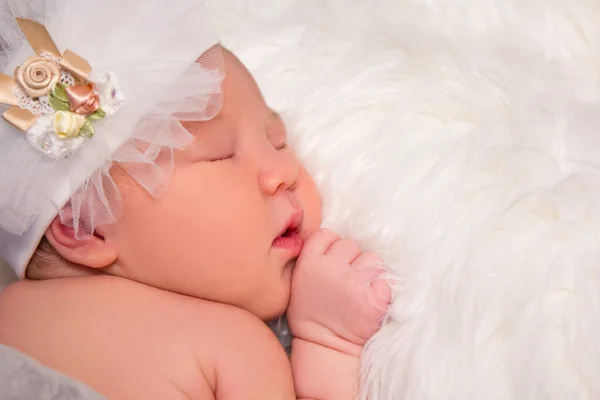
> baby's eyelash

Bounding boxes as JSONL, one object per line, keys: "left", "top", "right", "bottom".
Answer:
{"left": 275, "top": 143, "right": 287, "bottom": 150}
{"left": 209, "top": 153, "right": 235, "bottom": 162}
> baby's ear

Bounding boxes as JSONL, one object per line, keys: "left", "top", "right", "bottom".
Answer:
{"left": 45, "top": 216, "right": 117, "bottom": 269}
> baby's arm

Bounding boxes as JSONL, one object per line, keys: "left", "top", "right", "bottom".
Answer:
{"left": 288, "top": 230, "right": 391, "bottom": 399}
{"left": 291, "top": 338, "right": 361, "bottom": 400}
{"left": 210, "top": 305, "right": 296, "bottom": 400}
{"left": 0, "top": 276, "right": 297, "bottom": 400}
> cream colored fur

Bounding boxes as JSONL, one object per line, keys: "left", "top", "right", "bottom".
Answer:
{"left": 208, "top": 1, "right": 600, "bottom": 398}
{"left": 2, "top": 1, "right": 599, "bottom": 398}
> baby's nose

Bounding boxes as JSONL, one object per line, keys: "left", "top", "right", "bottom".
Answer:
{"left": 258, "top": 151, "right": 299, "bottom": 195}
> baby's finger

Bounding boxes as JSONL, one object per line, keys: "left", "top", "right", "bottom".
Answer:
{"left": 352, "top": 252, "right": 384, "bottom": 272}
{"left": 301, "top": 228, "right": 341, "bottom": 257}
{"left": 326, "top": 239, "right": 362, "bottom": 264}
{"left": 369, "top": 277, "right": 392, "bottom": 310}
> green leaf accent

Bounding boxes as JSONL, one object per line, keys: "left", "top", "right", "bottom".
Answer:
{"left": 52, "top": 83, "right": 69, "bottom": 103}
{"left": 88, "top": 108, "right": 106, "bottom": 121}
{"left": 80, "top": 120, "right": 95, "bottom": 138}
{"left": 48, "top": 83, "right": 71, "bottom": 112}
{"left": 48, "top": 94, "right": 70, "bottom": 112}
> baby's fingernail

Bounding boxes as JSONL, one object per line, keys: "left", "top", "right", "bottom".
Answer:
{"left": 371, "top": 279, "right": 392, "bottom": 307}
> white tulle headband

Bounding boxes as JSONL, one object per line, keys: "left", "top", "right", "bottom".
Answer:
{"left": 0, "top": 0, "right": 225, "bottom": 278}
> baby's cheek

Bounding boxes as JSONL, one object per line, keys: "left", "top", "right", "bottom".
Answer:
{"left": 298, "top": 168, "right": 322, "bottom": 236}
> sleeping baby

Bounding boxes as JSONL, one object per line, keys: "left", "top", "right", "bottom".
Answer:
{"left": 0, "top": 1, "right": 390, "bottom": 399}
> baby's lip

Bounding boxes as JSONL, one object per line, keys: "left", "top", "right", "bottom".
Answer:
{"left": 276, "top": 209, "right": 304, "bottom": 239}
{"left": 273, "top": 209, "right": 305, "bottom": 257}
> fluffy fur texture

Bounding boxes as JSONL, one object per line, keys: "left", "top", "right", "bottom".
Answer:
{"left": 2, "top": 1, "right": 600, "bottom": 398}
{"left": 207, "top": 1, "right": 600, "bottom": 399}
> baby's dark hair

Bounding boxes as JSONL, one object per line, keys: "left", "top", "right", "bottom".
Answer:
{"left": 26, "top": 237, "right": 58, "bottom": 279}
{"left": 26, "top": 237, "right": 85, "bottom": 280}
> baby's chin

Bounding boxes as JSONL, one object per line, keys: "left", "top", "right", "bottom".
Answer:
{"left": 250, "top": 273, "right": 293, "bottom": 321}
{"left": 254, "top": 294, "right": 291, "bottom": 322}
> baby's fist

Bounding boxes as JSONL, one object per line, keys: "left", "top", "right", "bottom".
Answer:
{"left": 287, "top": 229, "right": 391, "bottom": 354}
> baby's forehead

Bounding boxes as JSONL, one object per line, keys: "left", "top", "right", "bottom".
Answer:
{"left": 186, "top": 47, "right": 286, "bottom": 138}
{"left": 182, "top": 106, "right": 283, "bottom": 135}
{"left": 220, "top": 47, "right": 245, "bottom": 69}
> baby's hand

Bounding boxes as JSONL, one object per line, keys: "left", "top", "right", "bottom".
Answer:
{"left": 287, "top": 229, "right": 391, "bottom": 357}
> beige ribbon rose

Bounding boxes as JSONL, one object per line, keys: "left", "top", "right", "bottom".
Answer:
{"left": 14, "top": 56, "right": 61, "bottom": 98}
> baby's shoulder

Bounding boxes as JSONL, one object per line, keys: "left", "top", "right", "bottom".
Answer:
{"left": 0, "top": 276, "right": 294, "bottom": 399}
{"left": 0, "top": 276, "right": 218, "bottom": 398}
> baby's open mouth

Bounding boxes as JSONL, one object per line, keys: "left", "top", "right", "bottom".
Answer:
{"left": 273, "top": 211, "right": 304, "bottom": 256}
{"left": 280, "top": 225, "right": 299, "bottom": 238}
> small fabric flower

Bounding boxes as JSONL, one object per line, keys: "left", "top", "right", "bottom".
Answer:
{"left": 53, "top": 111, "right": 86, "bottom": 138}
{"left": 96, "top": 72, "right": 124, "bottom": 116}
{"left": 26, "top": 114, "right": 85, "bottom": 159}
{"left": 65, "top": 83, "right": 101, "bottom": 115}
{"left": 14, "top": 56, "right": 61, "bottom": 98}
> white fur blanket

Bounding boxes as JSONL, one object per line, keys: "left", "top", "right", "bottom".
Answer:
{"left": 208, "top": 1, "right": 600, "bottom": 399}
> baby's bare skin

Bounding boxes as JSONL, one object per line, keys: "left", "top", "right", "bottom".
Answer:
{"left": 0, "top": 276, "right": 295, "bottom": 399}
{"left": 0, "top": 229, "right": 390, "bottom": 399}
{"left": 289, "top": 229, "right": 391, "bottom": 399}
{"left": 0, "top": 46, "right": 390, "bottom": 399}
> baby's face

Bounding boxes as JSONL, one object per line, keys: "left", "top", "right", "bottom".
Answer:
{"left": 105, "top": 48, "right": 322, "bottom": 320}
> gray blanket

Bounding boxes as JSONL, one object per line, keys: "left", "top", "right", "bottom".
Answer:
{"left": 0, "top": 345, "right": 105, "bottom": 400}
